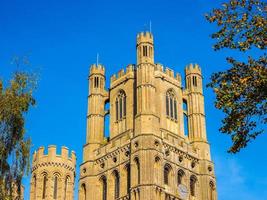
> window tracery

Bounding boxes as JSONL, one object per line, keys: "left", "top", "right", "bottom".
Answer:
{"left": 166, "top": 90, "right": 178, "bottom": 121}
{"left": 116, "top": 90, "right": 126, "bottom": 121}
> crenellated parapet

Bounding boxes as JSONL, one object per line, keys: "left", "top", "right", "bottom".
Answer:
{"left": 90, "top": 63, "right": 105, "bottom": 75}
{"left": 79, "top": 31, "right": 217, "bottom": 200}
{"left": 137, "top": 31, "right": 153, "bottom": 45}
{"left": 155, "top": 63, "right": 182, "bottom": 86}
{"left": 137, "top": 31, "right": 154, "bottom": 64}
{"left": 110, "top": 64, "right": 135, "bottom": 87}
{"left": 32, "top": 145, "right": 76, "bottom": 168}
{"left": 185, "top": 63, "right": 202, "bottom": 76}
{"left": 30, "top": 146, "right": 76, "bottom": 200}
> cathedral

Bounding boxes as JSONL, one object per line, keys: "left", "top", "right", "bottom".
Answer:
{"left": 29, "top": 31, "right": 217, "bottom": 200}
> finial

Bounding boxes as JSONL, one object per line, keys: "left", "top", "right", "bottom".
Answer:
{"left": 96, "top": 53, "right": 99, "bottom": 66}
{"left": 149, "top": 20, "right": 152, "bottom": 33}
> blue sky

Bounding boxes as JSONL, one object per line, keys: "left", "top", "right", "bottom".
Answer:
{"left": 0, "top": 0, "right": 266, "bottom": 199}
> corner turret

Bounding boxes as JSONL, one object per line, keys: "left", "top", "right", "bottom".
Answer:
{"left": 84, "top": 63, "right": 109, "bottom": 161}
{"left": 185, "top": 63, "right": 203, "bottom": 93}
{"left": 89, "top": 64, "right": 106, "bottom": 94}
{"left": 136, "top": 32, "right": 154, "bottom": 64}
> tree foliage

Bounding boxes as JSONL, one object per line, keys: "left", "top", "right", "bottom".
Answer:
{"left": 0, "top": 68, "right": 37, "bottom": 199}
{"left": 206, "top": 0, "right": 267, "bottom": 153}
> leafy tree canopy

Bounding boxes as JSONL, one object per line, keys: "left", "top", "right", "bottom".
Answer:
{"left": 206, "top": 0, "right": 267, "bottom": 153}
{"left": 0, "top": 59, "right": 37, "bottom": 199}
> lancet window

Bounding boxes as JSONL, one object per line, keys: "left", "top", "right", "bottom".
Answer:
{"left": 101, "top": 176, "right": 107, "bottom": 200}
{"left": 164, "top": 164, "right": 172, "bottom": 185}
{"left": 178, "top": 170, "right": 185, "bottom": 185}
{"left": 53, "top": 175, "right": 58, "bottom": 199}
{"left": 114, "top": 170, "right": 120, "bottom": 199}
{"left": 190, "top": 175, "right": 197, "bottom": 196}
{"left": 166, "top": 90, "right": 178, "bottom": 120}
{"left": 116, "top": 90, "right": 126, "bottom": 121}
{"left": 42, "top": 173, "right": 48, "bottom": 199}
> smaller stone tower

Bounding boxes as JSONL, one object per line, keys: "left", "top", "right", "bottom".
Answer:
{"left": 136, "top": 32, "right": 154, "bottom": 64}
{"left": 83, "top": 64, "right": 109, "bottom": 161}
{"left": 185, "top": 64, "right": 206, "bottom": 141}
{"left": 30, "top": 146, "right": 76, "bottom": 200}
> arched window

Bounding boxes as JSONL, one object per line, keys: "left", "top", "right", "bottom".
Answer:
{"left": 101, "top": 176, "right": 107, "bottom": 200}
{"left": 81, "top": 184, "right": 86, "bottom": 200}
{"left": 177, "top": 170, "right": 185, "bottom": 185}
{"left": 209, "top": 181, "right": 215, "bottom": 200}
{"left": 183, "top": 99, "right": 189, "bottom": 136}
{"left": 134, "top": 158, "right": 140, "bottom": 184}
{"left": 113, "top": 170, "right": 120, "bottom": 199}
{"left": 164, "top": 164, "right": 171, "bottom": 185}
{"left": 126, "top": 164, "right": 131, "bottom": 193}
{"left": 187, "top": 77, "right": 191, "bottom": 88}
{"left": 32, "top": 175, "right": 36, "bottom": 200}
{"left": 64, "top": 176, "right": 70, "bottom": 200}
{"left": 166, "top": 90, "right": 178, "bottom": 121}
{"left": 190, "top": 175, "right": 197, "bottom": 196}
{"left": 193, "top": 76, "right": 197, "bottom": 87}
{"left": 143, "top": 46, "right": 148, "bottom": 56}
{"left": 42, "top": 173, "right": 48, "bottom": 199}
{"left": 116, "top": 90, "right": 126, "bottom": 121}
{"left": 53, "top": 175, "right": 59, "bottom": 199}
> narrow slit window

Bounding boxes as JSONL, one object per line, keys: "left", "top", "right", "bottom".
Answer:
{"left": 53, "top": 176, "right": 58, "bottom": 199}
{"left": 119, "top": 98, "right": 122, "bottom": 119}
{"left": 164, "top": 165, "right": 170, "bottom": 185}
{"left": 178, "top": 170, "right": 184, "bottom": 185}
{"left": 135, "top": 158, "right": 140, "bottom": 184}
{"left": 97, "top": 77, "right": 99, "bottom": 88}
{"left": 126, "top": 164, "right": 130, "bottom": 193}
{"left": 143, "top": 46, "right": 148, "bottom": 56}
{"left": 174, "top": 100, "right": 177, "bottom": 120}
{"left": 114, "top": 171, "right": 120, "bottom": 199}
{"left": 64, "top": 177, "right": 69, "bottom": 200}
{"left": 143, "top": 46, "right": 145, "bottom": 56}
{"left": 123, "top": 95, "right": 126, "bottom": 117}
{"left": 33, "top": 176, "right": 36, "bottom": 199}
{"left": 116, "top": 100, "right": 119, "bottom": 121}
{"left": 42, "top": 175, "right": 47, "bottom": 199}
{"left": 210, "top": 181, "right": 215, "bottom": 200}
{"left": 190, "top": 176, "right": 197, "bottom": 196}
{"left": 81, "top": 184, "right": 86, "bottom": 200}
{"left": 166, "top": 96, "right": 169, "bottom": 116}
{"left": 170, "top": 98, "right": 173, "bottom": 118}
{"left": 183, "top": 99, "right": 189, "bottom": 136}
{"left": 101, "top": 177, "right": 107, "bottom": 200}
{"left": 193, "top": 76, "right": 197, "bottom": 87}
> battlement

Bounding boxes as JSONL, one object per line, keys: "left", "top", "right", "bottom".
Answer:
{"left": 185, "top": 63, "right": 202, "bottom": 75}
{"left": 90, "top": 64, "right": 105, "bottom": 75}
{"left": 111, "top": 64, "right": 135, "bottom": 84}
{"left": 155, "top": 63, "right": 181, "bottom": 82}
{"left": 32, "top": 145, "right": 76, "bottom": 165}
{"left": 137, "top": 31, "right": 153, "bottom": 44}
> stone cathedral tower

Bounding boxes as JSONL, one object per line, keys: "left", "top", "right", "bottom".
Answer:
{"left": 79, "top": 32, "right": 217, "bottom": 200}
